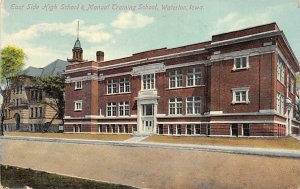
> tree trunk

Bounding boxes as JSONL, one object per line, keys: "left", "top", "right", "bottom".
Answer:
{"left": 0, "top": 110, "right": 4, "bottom": 136}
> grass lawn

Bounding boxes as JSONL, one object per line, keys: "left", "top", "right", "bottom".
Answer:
{"left": 144, "top": 135, "right": 300, "bottom": 150}
{"left": 4, "top": 132, "right": 132, "bottom": 141}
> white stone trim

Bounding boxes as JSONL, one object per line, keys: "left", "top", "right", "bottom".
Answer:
{"left": 100, "top": 48, "right": 206, "bottom": 71}
{"left": 210, "top": 120, "right": 286, "bottom": 125}
{"left": 157, "top": 122, "right": 210, "bottom": 124}
{"left": 210, "top": 45, "right": 276, "bottom": 62}
{"left": 64, "top": 122, "right": 99, "bottom": 125}
{"left": 259, "top": 109, "right": 276, "bottom": 113}
{"left": 132, "top": 63, "right": 165, "bottom": 76}
{"left": 210, "top": 30, "right": 279, "bottom": 46}
{"left": 209, "top": 111, "right": 223, "bottom": 115}
{"left": 66, "top": 75, "right": 98, "bottom": 83}
{"left": 97, "top": 122, "right": 137, "bottom": 125}
{"left": 99, "top": 72, "right": 132, "bottom": 81}
{"left": 165, "top": 60, "right": 208, "bottom": 69}
{"left": 156, "top": 114, "right": 209, "bottom": 118}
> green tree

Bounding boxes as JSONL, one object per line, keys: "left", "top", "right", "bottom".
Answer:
{"left": 0, "top": 45, "right": 26, "bottom": 135}
{"left": 34, "top": 76, "right": 66, "bottom": 132}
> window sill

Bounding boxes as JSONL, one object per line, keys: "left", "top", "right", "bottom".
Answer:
{"left": 105, "top": 92, "right": 132, "bottom": 96}
{"left": 231, "top": 101, "right": 250, "bottom": 105}
{"left": 75, "top": 88, "right": 82, "bottom": 90}
{"left": 232, "top": 67, "right": 250, "bottom": 71}
{"left": 74, "top": 110, "right": 82, "bottom": 112}
{"left": 167, "top": 85, "right": 205, "bottom": 90}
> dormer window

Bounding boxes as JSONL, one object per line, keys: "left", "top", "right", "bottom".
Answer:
{"left": 233, "top": 56, "right": 249, "bottom": 70}
{"left": 75, "top": 81, "right": 82, "bottom": 90}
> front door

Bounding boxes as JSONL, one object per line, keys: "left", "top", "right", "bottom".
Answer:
{"left": 141, "top": 104, "right": 154, "bottom": 134}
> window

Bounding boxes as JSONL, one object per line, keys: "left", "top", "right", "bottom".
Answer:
{"left": 168, "top": 125, "right": 174, "bottom": 135}
{"left": 232, "top": 88, "right": 250, "bottom": 104}
{"left": 195, "top": 124, "right": 201, "bottom": 135}
{"left": 276, "top": 93, "right": 284, "bottom": 115}
{"left": 125, "top": 125, "right": 129, "bottom": 133}
{"left": 75, "top": 81, "right": 82, "bottom": 90}
{"left": 99, "top": 125, "right": 103, "bottom": 133}
{"left": 187, "top": 67, "right": 202, "bottom": 86}
{"left": 107, "top": 102, "right": 117, "bottom": 116}
{"left": 169, "top": 70, "right": 183, "bottom": 88}
{"left": 231, "top": 124, "right": 238, "bottom": 136}
{"left": 176, "top": 124, "right": 182, "bottom": 135}
{"left": 234, "top": 56, "right": 248, "bottom": 70}
{"left": 119, "top": 102, "right": 130, "bottom": 116}
{"left": 142, "top": 74, "right": 155, "bottom": 90}
{"left": 291, "top": 79, "right": 294, "bottom": 94}
{"left": 74, "top": 124, "right": 81, "bottom": 133}
{"left": 143, "top": 104, "right": 154, "bottom": 116}
{"left": 35, "top": 107, "right": 38, "bottom": 117}
{"left": 277, "top": 56, "right": 285, "bottom": 84}
{"left": 119, "top": 78, "right": 130, "bottom": 93}
{"left": 186, "top": 96, "right": 201, "bottom": 114}
{"left": 39, "top": 107, "right": 43, "bottom": 118}
{"left": 243, "top": 123, "right": 250, "bottom": 136}
{"left": 186, "top": 124, "right": 192, "bottom": 135}
{"left": 169, "top": 98, "right": 182, "bottom": 115}
{"left": 107, "top": 79, "right": 118, "bottom": 94}
{"left": 30, "top": 107, "right": 34, "bottom": 118}
{"left": 74, "top": 100, "right": 82, "bottom": 111}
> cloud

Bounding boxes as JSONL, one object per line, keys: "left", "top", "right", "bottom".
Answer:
{"left": 21, "top": 46, "right": 68, "bottom": 68}
{"left": 211, "top": 3, "right": 291, "bottom": 36}
{"left": 4, "top": 20, "right": 112, "bottom": 44}
{"left": 111, "top": 11, "right": 154, "bottom": 29}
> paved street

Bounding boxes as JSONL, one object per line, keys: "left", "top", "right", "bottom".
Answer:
{"left": 1, "top": 136, "right": 300, "bottom": 189}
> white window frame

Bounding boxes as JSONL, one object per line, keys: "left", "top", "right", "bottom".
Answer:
{"left": 290, "top": 79, "right": 294, "bottom": 94}
{"left": 186, "top": 96, "right": 201, "bottom": 115}
{"left": 75, "top": 81, "right": 82, "bottom": 90}
{"left": 74, "top": 100, "right": 82, "bottom": 111}
{"left": 142, "top": 73, "right": 155, "bottom": 90}
{"left": 169, "top": 97, "right": 183, "bottom": 115}
{"left": 107, "top": 102, "right": 117, "bottom": 117}
{"left": 119, "top": 78, "right": 130, "bottom": 93}
{"left": 276, "top": 92, "right": 285, "bottom": 115}
{"left": 107, "top": 79, "right": 118, "bottom": 94}
{"left": 233, "top": 56, "right": 249, "bottom": 70}
{"left": 187, "top": 67, "right": 202, "bottom": 87}
{"left": 277, "top": 55, "right": 285, "bottom": 84}
{"left": 232, "top": 87, "right": 250, "bottom": 104}
{"left": 169, "top": 69, "right": 183, "bottom": 88}
{"left": 119, "top": 102, "right": 130, "bottom": 116}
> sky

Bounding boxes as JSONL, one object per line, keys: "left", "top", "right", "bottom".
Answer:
{"left": 1, "top": 0, "right": 300, "bottom": 68}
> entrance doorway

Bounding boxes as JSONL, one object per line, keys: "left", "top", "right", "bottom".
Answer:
{"left": 141, "top": 104, "right": 154, "bottom": 134}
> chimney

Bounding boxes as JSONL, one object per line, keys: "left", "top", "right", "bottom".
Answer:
{"left": 96, "top": 51, "right": 104, "bottom": 62}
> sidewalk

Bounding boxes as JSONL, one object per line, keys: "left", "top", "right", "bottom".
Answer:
{"left": 1, "top": 135, "right": 300, "bottom": 159}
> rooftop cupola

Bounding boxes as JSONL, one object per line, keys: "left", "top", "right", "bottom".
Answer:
{"left": 68, "top": 20, "right": 84, "bottom": 63}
